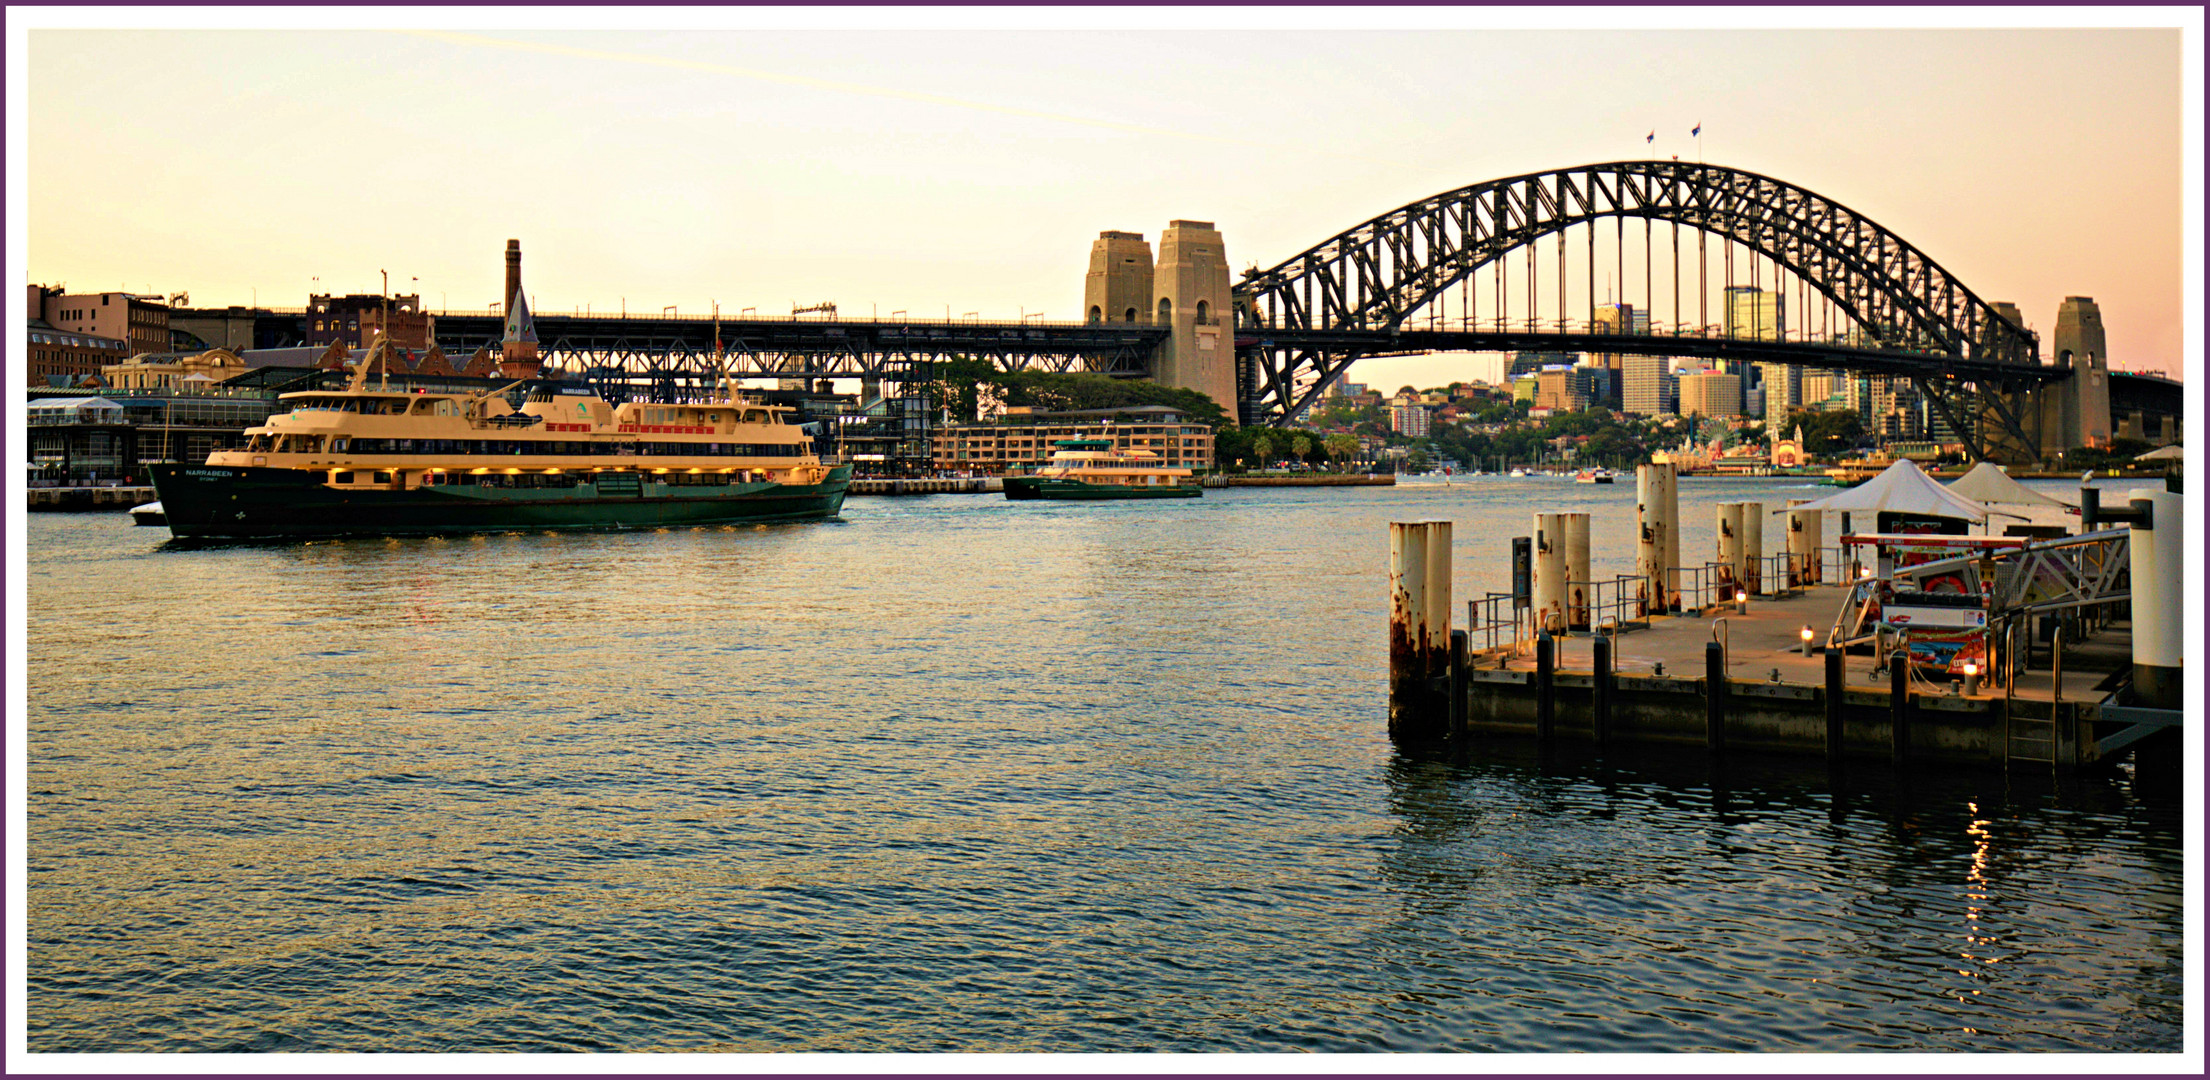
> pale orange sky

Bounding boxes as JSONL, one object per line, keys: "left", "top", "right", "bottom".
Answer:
{"left": 11, "top": 10, "right": 2199, "bottom": 385}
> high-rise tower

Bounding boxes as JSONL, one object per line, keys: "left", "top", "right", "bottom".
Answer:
{"left": 1150, "top": 220, "right": 1235, "bottom": 412}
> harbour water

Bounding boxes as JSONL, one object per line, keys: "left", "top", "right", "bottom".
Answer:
{"left": 23, "top": 478, "right": 2185, "bottom": 1053}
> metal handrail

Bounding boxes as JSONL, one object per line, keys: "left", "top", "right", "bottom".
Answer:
{"left": 1566, "top": 573, "right": 1652, "bottom": 634}
{"left": 1467, "top": 592, "right": 1524, "bottom": 655}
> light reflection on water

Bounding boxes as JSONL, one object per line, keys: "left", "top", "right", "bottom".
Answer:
{"left": 24, "top": 482, "right": 2183, "bottom": 1053}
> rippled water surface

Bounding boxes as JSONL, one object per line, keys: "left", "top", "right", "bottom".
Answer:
{"left": 24, "top": 478, "right": 2186, "bottom": 1053}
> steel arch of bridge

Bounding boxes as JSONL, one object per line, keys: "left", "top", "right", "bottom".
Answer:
{"left": 1232, "top": 160, "right": 2053, "bottom": 461}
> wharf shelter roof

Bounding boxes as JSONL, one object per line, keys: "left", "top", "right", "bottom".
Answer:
{"left": 1779, "top": 458, "right": 2010, "bottom": 523}
{"left": 1947, "top": 461, "right": 2073, "bottom": 508}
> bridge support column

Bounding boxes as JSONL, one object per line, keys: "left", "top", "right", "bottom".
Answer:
{"left": 1152, "top": 220, "right": 1237, "bottom": 417}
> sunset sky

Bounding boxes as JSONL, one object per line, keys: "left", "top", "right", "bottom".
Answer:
{"left": 10, "top": 8, "right": 2199, "bottom": 389}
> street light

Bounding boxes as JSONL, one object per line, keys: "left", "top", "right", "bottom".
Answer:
{"left": 1799, "top": 625, "right": 1815, "bottom": 654}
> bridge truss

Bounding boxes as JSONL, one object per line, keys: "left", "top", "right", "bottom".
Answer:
{"left": 434, "top": 314, "right": 1165, "bottom": 396}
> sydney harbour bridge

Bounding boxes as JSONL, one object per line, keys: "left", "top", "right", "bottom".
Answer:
{"left": 421, "top": 161, "right": 2077, "bottom": 463}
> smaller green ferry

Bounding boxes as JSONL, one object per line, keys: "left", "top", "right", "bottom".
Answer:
{"left": 1003, "top": 440, "right": 1203, "bottom": 500}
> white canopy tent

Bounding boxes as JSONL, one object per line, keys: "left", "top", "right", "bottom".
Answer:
{"left": 1946, "top": 461, "right": 2073, "bottom": 508}
{"left": 1773, "top": 459, "right": 2014, "bottom": 523}
{"left": 2135, "top": 444, "right": 2183, "bottom": 462}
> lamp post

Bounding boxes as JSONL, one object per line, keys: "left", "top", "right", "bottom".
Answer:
{"left": 1800, "top": 625, "right": 1815, "bottom": 654}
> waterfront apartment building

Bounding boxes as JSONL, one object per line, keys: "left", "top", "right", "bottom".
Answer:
{"left": 930, "top": 405, "right": 1214, "bottom": 474}
{"left": 1622, "top": 353, "right": 1676, "bottom": 416}
{"left": 24, "top": 318, "right": 128, "bottom": 387}
{"left": 27, "top": 285, "right": 173, "bottom": 358}
{"left": 1677, "top": 370, "right": 1743, "bottom": 419}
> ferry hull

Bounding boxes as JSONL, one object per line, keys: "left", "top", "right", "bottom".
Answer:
{"left": 1004, "top": 477, "right": 1202, "bottom": 500}
{"left": 149, "top": 464, "right": 851, "bottom": 540}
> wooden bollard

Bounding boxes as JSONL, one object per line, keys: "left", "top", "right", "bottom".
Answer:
{"left": 1824, "top": 648, "right": 1845, "bottom": 763}
{"left": 1705, "top": 640, "right": 1726, "bottom": 752}
{"left": 1592, "top": 633, "right": 1613, "bottom": 747}
{"left": 1890, "top": 660, "right": 1910, "bottom": 765}
{"left": 1563, "top": 512, "right": 1591, "bottom": 632}
{"left": 1449, "top": 629, "right": 1468, "bottom": 740}
{"left": 1388, "top": 521, "right": 1433, "bottom": 742}
{"left": 1535, "top": 631, "right": 1556, "bottom": 743}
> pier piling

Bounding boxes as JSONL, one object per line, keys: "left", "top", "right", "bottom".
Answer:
{"left": 1533, "top": 513, "right": 1567, "bottom": 635}
{"left": 1425, "top": 519, "right": 1454, "bottom": 723}
{"left": 1449, "top": 629, "right": 1468, "bottom": 739}
{"left": 1705, "top": 640, "right": 1726, "bottom": 752}
{"left": 1787, "top": 500, "right": 1823, "bottom": 586}
{"left": 1890, "top": 662, "right": 1910, "bottom": 765}
{"left": 1715, "top": 504, "right": 1745, "bottom": 596}
{"left": 1388, "top": 521, "right": 1433, "bottom": 741}
{"left": 1592, "top": 634, "right": 1613, "bottom": 748}
{"left": 2127, "top": 490, "right": 2182, "bottom": 709}
{"left": 1564, "top": 513, "right": 1591, "bottom": 632}
{"left": 1535, "top": 631, "right": 1556, "bottom": 743}
{"left": 1824, "top": 648, "right": 1845, "bottom": 763}
{"left": 1742, "top": 503, "right": 1765, "bottom": 596}
{"left": 1636, "top": 463, "right": 1677, "bottom": 614}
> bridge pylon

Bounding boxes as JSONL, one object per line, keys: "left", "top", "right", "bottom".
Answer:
{"left": 1152, "top": 220, "right": 1238, "bottom": 416}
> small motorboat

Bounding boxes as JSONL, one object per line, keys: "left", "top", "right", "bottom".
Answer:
{"left": 129, "top": 500, "right": 166, "bottom": 526}
{"left": 1574, "top": 469, "right": 1616, "bottom": 484}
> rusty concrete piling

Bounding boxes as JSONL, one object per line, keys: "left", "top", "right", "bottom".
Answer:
{"left": 1389, "top": 521, "right": 1431, "bottom": 740}
{"left": 1786, "top": 500, "right": 1822, "bottom": 587}
{"left": 1389, "top": 520, "right": 1453, "bottom": 741}
{"left": 1741, "top": 502, "right": 1765, "bottom": 596}
{"left": 1425, "top": 519, "right": 1453, "bottom": 686}
{"left": 1563, "top": 512, "right": 1592, "bottom": 632}
{"left": 1715, "top": 503, "right": 1745, "bottom": 596}
{"left": 1636, "top": 462, "right": 1678, "bottom": 614}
